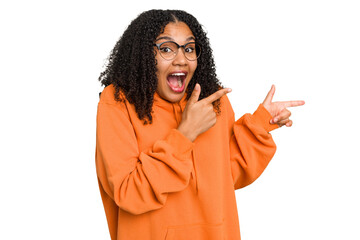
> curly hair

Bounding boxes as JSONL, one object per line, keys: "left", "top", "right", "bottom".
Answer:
{"left": 99, "top": 9, "right": 223, "bottom": 124}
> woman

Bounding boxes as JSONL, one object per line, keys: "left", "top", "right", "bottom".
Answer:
{"left": 96, "top": 9, "right": 304, "bottom": 240}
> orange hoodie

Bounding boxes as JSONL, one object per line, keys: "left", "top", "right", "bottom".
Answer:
{"left": 96, "top": 85, "right": 277, "bottom": 240}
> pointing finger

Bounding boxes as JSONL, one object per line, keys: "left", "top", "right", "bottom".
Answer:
{"left": 263, "top": 85, "right": 275, "bottom": 105}
{"left": 281, "top": 100, "right": 305, "bottom": 108}
{"left": 202, "top": 88, "right": 232, "bottom": 104}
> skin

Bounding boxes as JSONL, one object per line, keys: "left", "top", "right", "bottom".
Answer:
{"left": 154, "top": 22, "right": 305, "bottom": 142}
{"left": 262, "top": 85, "right": 305, "bottom": 128}
{"left": 178, "top": 84, "right": 231, "bottom": 142}
{"left": 178, "top": 85, "right": 305, "bottom": 142}
{"left": 155, "top": 22, "right": 198, "bottom": 103}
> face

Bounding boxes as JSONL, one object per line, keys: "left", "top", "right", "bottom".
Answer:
{"left": 155, "top": 22, "right": 198, "bottom": 103}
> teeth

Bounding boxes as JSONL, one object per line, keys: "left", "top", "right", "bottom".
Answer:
{"left": 171, "top": 73, "right": 185, "bottom": 76}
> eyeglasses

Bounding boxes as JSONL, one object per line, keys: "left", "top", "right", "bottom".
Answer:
{"left": 154, "top": 41, "right": 201, "bottom": 61}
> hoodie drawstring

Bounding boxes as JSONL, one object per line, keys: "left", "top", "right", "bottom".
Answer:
{"left": 191, "top": 150, "right": 199, "bottom": 193}
{"left": 172, "top": 104, "right": 180, "bottom": 125}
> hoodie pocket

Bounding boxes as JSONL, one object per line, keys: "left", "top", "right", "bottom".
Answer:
{"left": 165, "top": 221, "right": 224, "bottom": 240}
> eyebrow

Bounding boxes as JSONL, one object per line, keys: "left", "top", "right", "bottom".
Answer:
{"left": 155, "top": 36, "right": 196, "bottom": 42}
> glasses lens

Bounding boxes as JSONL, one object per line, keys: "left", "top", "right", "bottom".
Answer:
{"left": 184, "top": 42, "right": 201, "bottom": 61}
{"left": 158, "top": 42, "right": 177, "bottom": 60}
{"left": 157, "top": 41, "right": 201, "bottom": 61}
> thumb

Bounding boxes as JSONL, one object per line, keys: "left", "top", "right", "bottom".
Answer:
{"left": 263, "top": 84, "right": 275, "bottom": 105}
{"left": 189, "top": 83, "right": 201, "bottom": 104}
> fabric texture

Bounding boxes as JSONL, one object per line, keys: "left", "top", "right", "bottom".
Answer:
{"left": 96, "top": 84, "right": 277, "bottom": 240}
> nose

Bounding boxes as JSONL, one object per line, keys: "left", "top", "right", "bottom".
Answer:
{"left": 172, "top": 48, "right": 187, "bottom": 66}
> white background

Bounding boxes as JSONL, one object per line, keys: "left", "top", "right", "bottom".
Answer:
{"left": 1, "top": 0, "right": 359, "bottom": 239}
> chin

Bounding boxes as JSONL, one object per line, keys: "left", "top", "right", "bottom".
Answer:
{"left": 164, "top": 92, "right": 185, "bottom": 103}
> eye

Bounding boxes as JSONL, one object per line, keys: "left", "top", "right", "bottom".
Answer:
{"left": 160, "top": 46, "right": 173, "bottom": 53}
{"left": 184, "top": 43, "right": 196, "bottom": 53}
{"left": 185, "top": 46, "right": 195, "bottom": 53}
{"left": 158, "top": 42, "right": 177, "bottom": 54}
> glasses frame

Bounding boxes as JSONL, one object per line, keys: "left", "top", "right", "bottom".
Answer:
{"left": 154, "top": 41, "right": 201, "bottom": 61}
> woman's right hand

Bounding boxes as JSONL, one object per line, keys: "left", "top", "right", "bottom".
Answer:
{"left": 177, "top": 84, "right": 232, "bottom": 142}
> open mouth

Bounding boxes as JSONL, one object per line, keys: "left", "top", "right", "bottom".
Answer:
{"left": 166, "top": 72, "right": 187, "bottom": 93}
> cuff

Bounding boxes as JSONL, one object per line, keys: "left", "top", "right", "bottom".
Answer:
{"left": 164, "top": 129, "right": 195, "bottom": 159}
{"left": 252, "top": 104, "right": 279, "bottom": 132}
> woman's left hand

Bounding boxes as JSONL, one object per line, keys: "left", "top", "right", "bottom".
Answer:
{"left": 262, "top": 85, "right": 305, "bottom": 127}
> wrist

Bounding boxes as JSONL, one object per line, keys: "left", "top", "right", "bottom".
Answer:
{"left": 177, "top": 123, "right": 196, "bottom": 142}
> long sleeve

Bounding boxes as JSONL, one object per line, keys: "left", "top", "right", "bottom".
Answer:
{"left": 227, "top": 101, "right": 278, "bottom": 190}
{"left": 96, "top": 101, "right": 194, "bottom": 215}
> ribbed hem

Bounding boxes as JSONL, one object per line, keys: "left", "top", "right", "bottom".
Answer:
{"left": 252, "top": 104, "right": 279, "bottom": 132}
{"left": 165, "top": 129, "right": 195, "bottom": 159}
